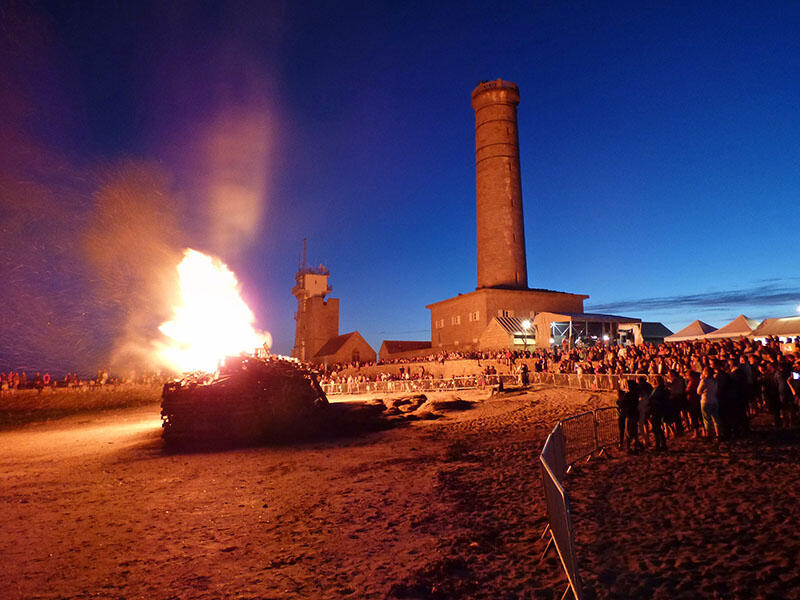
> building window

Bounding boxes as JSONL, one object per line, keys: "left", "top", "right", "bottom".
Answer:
{"left": 498, "top": 309, "right": 514, "bottom": 317}
{"left": 451, "top": 315, "right": 461, "bottom": 325}
{"left": 434, "top": 318, "right": 445, "bottom": 329}
{"left": 469, "top": 311, "right": 480, "bottom": 322}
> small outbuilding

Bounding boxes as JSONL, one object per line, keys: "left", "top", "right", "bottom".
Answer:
{"left": 619, "top": 321, "right": 673, "bottom": 345}
{"left": 378, "top": 340, "right": 432, "bottom": 362}
{"left": 313, "top": 331, "right": 376, "bottom": 366}
{"left": 664, "top": 320, "right": 717, "bottom": 342}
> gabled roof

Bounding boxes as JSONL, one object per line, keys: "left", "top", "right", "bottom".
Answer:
{"left": 641, "top": 322, "right": 674, "bottom": 338}
{"left": 749, "top": 316, "right": 800, "bottom": 338}
{"left": 664, "top": 320, "right": 717, "bottom": 342}
{"left": 703, "top": 315, "right": 760, "bottom": 339}
{"left": 380, "top": 340, "right": 432, "bottom": 354}
{"left": 314, "top": 332, "right": 357, "bottom": 358}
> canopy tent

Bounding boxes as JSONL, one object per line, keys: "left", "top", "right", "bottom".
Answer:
{"left": 702, "top": 315, "right": 760, "bottom": 340}
{"left": 664, "top": 320, "right": 717, "bottom": 342}
{"left": 749, "top": 316, "right": 800, "bottom": 341}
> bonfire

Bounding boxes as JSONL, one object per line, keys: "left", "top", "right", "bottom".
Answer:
{"left": 155, "top": 249, "right": 327, "bottom": 446}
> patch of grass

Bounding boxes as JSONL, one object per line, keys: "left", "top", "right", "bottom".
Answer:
{"left": 0, "top": 385, "right": 162, "bottom": 429}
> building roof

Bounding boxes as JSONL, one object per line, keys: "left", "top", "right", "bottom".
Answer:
{"left": 703, "top": 315, "right": 760, "bottom": 339}
{"left": 380, "top": 340, "right": 432, "bottom": 354}
{"left": 641, "top": 322, "right": 674, "bottom": 338}
{"left": 314, "top": 332, "right": 358, "bottom": 358}
{"left": 425, "top": 287, "right": 589, "bottom": 309}
{"left": 749, "top": 316, "right": 800, "bottom": 338}
{"left": 664, "top": 320, "right": 717, "bottom": 342}
{"left": 537, "top": 311, "right": 641, "bottom": 324}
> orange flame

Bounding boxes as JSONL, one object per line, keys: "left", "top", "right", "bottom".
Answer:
{"left": 157, "top": 248, "right": 270, "bottom": 373}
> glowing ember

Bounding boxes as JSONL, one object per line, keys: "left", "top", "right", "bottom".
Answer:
{"left": 157, "top": 248, "right": 270, "bottom": 373}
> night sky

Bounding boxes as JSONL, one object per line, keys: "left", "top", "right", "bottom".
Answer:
{"left": 1, "top": 1, "right": 798, "bottom": 372}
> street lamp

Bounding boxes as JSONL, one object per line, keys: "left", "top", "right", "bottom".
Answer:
{"left": 521, "top": 319, "right": 531, "bottom": 351}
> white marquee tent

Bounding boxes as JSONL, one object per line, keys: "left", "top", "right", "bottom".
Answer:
{"left": 664, "top": 320, "right": 717, "bottom": 342}
{"left": 703, "top": 315, "right": 760, "bottom": 340}
{"left": 749, "top": 316, "right": 800, "bottom": 342}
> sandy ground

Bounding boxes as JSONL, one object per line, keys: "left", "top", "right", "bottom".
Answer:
{"left": 1, "top": 386, "right": 608, "bottom": 600}
{"left": 3, "top": 386, "right": 798, "bottom": 599}
{"left": 570, "top": 415, "right": 800, "bottom": 600}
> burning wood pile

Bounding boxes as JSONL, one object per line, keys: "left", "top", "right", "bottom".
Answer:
{"left": 161, "top": 355, "right": 328, "bottom": 447}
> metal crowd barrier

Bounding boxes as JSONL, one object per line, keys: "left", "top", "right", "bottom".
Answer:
{"left": 538, "top": 406, "right": 624, "bottom": 599}
{"left": 323, "top": 371, "right": 667, "bottom": 396}
{"left": 594, "top": 406, "right": 620, "bottom": 449}
{"left": 321, "top": 374, "right": 518, "bottom": 395}
{"left": 540, "top": 425, "right": 584, "bottom": 600}
{"left": 560, "top": 412, "right": 596, "bottom": 466}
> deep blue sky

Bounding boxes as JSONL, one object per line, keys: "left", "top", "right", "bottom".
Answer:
{"left": 1, "top": 1, "right": 799, "bottom": 369}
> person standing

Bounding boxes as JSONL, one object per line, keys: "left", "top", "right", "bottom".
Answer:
{"left": 648, "top": 376, "right": 669, "bottom": 450}
{"left": 617, "top": 378, "right": 639, "bottom": 450}
{"left": 637, "top": 376, "right": 653, "bottom": 447}
{"left": 685, "top": 370, "right": 703, "bottom": 437}
{"left": 697, "top": 367, "right": 721, "bottom": 440}
{"left": 667, "top": 369, "right": 686, "bottom": 436}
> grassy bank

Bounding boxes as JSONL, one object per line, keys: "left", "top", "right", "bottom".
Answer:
{"left": 0, "top": 385, "right": 162, "bottom": 429}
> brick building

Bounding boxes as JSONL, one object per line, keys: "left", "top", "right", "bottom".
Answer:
{"left": 427, "top": 288, "right": 587, "bottom": 351}
{"left": 378, "top": 340, "right": 432, "bottom": 362}
{"left": 425, "top": 79, "right": 605, "bottom": 351}
{"left": 291, "top": 244, "right": 375, "bottom": 365}
{"left": 313, "top": 332, "right": 376, "bottom": 366}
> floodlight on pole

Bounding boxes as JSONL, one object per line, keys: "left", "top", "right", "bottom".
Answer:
{"left": 521, "top": 319, "right": 531, "bottom": 351}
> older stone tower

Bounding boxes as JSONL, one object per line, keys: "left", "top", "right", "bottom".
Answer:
{"left": 472, "top": 79, "right": 528, "bottom": 290}
{"left": 291, "top": 242, "right": 339, "bottom": 361}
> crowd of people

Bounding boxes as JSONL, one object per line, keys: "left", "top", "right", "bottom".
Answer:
{"left": 0, "top": 369, "right": 167, "bottom": 395}
{"left": 318, "top": 337, "right": 800, "bottom": 437}
{"left": 614, "top": 337, "right": 799, "bottom": 450}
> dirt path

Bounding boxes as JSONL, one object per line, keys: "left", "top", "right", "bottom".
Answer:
{"left": 1, "top": 387, "right": 608, "bottom": 599}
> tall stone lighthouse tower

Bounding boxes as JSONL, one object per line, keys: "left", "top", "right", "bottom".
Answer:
{"left": 472, "top": 79, "right": 528, "bottom": 290}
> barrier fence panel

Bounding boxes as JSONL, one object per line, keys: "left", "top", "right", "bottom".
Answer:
{"left": 560, "top": 411, "right": 596, "bottom": 466}
{"left": 323, "top": 370, "right": 660, "bottom": 396}
{"left": 541, "top": 423, "right": 567, "bottom": 482}
{"left": 540, "top": 429, "right": 584, "bottom": 600}
{"left": 594, "top": 407, "right": 619, "bottom": 450}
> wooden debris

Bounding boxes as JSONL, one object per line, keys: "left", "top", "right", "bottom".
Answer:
{"left": 161, "top": 355, "right": 328, "bottom": 447}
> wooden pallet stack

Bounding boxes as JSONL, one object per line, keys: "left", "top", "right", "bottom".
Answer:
{"left": 161, "top": 355, "right": 328, "bottom": 447}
